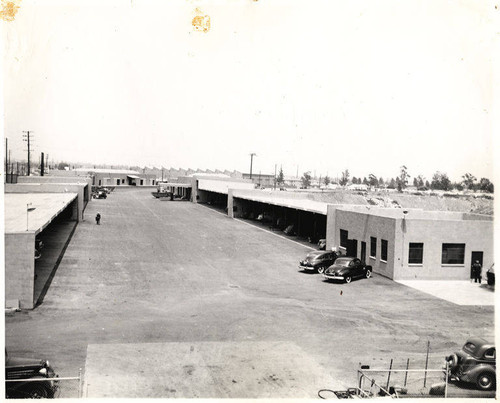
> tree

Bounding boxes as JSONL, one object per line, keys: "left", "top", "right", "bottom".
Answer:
{"left": 461, "top": 173, "right": 477, "bottom": 190}
{"left": 301, "top": 171, "right": 312, "bottom": 188}
{"left": 368, "top": 174, "right": 378, "bottom": 187}
{"left": 415, "top": 175, "right": 425, "bottom": 188}
{"left": 479, "top": 178, "right": 494, "bottom": 193}
{"left": 57, "top": 162, "right": 69, "bottom": 170}
{"left": 425, "top": 180, "right": 430, "bottom": 188}
{"left": 388, "top": 178, "right": 396, "bottom": 189}
{"left": 323, "top": 175, "right": 331, "bottom": 186}
{"left": 277, "top": 166, "right": 285, "bottom": 185}
{"left": 397, "top": 165, "right": 410, "bottom": 192}
{"left": 431, "top": 171, "right": 452, "bottom": 191}
{"left": 379, "top": 177, "right": 385, "bottom": 186}
{"left": 339, "top": 169, "right": 350, "bottom": 186}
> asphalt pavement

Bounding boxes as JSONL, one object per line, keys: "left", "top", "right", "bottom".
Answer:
{"left": 5, "top": 188, "right": 495, "bottom": 398}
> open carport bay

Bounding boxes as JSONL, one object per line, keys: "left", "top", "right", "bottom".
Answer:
{"left": 5, "top": 188, "right": 495, "bottom": 398}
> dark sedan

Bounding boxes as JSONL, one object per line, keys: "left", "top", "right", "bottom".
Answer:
{"left": 5, "top": 351, "right": 59, "bottom": 398}
{"left": 299, "top": 251, "right": 338, "bottom": 274}
{"left": 323, "top": 257, "right": 372, "bottom": 283}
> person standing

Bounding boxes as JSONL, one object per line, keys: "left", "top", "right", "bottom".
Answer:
{"left": 95, "top": 212, "right": 101, "bottom": 225}
{"left": 472, "top": 260, "right": 482, "bottom": 283}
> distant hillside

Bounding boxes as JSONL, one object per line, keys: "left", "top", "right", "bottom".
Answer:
{"left": 307, "top": 190, "right": 493, "bottom": 215}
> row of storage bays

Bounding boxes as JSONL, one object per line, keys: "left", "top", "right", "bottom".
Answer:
{"left": 198, "top": 190, "right": 326, "bottom": 245}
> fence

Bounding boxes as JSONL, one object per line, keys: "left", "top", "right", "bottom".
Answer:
{"left": 356, "top": 364, "right": 450, "bottom": 398}
{"left": 6, "top": 370, "right": 83, "bottom": 399}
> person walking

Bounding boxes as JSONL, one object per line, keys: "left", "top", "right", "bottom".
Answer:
{"left": 95, "top": 212, "right": 101, "bottom": 225}
{"left": 472, "top": 260, "right": 482, "bottom": 283}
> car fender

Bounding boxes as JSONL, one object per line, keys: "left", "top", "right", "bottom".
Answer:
{"left": 462, "top": 363, "right": 496, "bottom": 383}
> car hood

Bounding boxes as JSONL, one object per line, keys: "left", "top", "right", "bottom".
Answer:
{"left": 6, "top": 356, "right": 46, "bottom": 369}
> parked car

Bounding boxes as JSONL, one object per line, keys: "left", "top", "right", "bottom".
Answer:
{"left": 5, "top": 350, "right": 59, "bottom": 398}
{"left": 299, "top": 251, "right": 338, "bottom": 274}
{"left": 323, "top": 257, "right": 372, "bottom": 283}
{"left": 445, "top": 337, "right": 496, "bottom": 391}
{"left": 487, "top": 264, "right": 495, "bottom": 286}
{"left": 96, "top": 190, "right": 107, "bottom": 199}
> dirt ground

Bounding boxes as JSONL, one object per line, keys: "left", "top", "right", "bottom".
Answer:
{"left": 4, "top": 188, "right": 495, "bottom": 398}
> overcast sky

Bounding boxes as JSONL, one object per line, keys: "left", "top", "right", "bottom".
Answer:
{"left": 2, "top": 0, "right": 495, "bottom": 182}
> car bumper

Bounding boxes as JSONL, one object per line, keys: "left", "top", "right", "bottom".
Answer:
{"left": 299, "top": 265, "right": 316, "bottom": 271}
{"left": 323, "top": 274, "right": 344, "bottom": 280}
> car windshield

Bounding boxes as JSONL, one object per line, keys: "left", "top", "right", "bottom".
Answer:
{"left": 334, "top": 258, "right": 352, "bottom": 267}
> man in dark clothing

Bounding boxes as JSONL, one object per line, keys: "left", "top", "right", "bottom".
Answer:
{"left": 95, "top": 213, "right": 101, "bottom": 225}
{"left": 472, "top": 260, "right": 482, "bottom": 283}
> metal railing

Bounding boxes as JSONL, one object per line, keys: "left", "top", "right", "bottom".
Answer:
{"left": 6, "top": 369, "right": 83, "bottom": 399}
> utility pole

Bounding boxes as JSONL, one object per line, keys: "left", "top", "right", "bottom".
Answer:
{"left": 46, "top": 154, "right": 49, "bottom": 171}
{"left": 274, "top": 164, "right": 277, "bottom": 190}
{"left": 41, "top": 152, "right": 45, "bottom": 176}
{"left": 249, "top": 153, "right": 256, "bottom": 179}
{"left": 5, "top": 138, "right": 8, "bottom": 181}
{"left": 22, "top": 131, "right": 33, "bottom": 176}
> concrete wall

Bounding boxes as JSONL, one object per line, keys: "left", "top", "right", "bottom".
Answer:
{"left": 334, "top": 210, "right": 397, "bottom": 279}
{"left": 5, "top": 232, "right": 36, "bottom": 309}
{"left": 331, "top": 208, "right": 494, "bottom": 280}
{"left": 393, "top": 218, "right": 494, "bottom": 280}
{"left": 5, "top": 183, "right": 85, "bottom": 222}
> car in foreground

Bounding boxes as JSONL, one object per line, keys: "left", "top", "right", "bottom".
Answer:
{"left": 299, "top": 251, "right": 338, "bottom": 274}
{"left": 487, "top": 264, "right": 495, "bottom": 286}
{"left": 323, "top": 257, "right": 372, "bottom": 283}
{"left": 445, "top": 337, "right": 496, "bottom": 391}
{"left": 5, "top": 351, "right": 59, "bottom": 398}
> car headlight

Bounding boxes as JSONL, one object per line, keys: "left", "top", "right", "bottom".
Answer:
{"left": 39, "top": 368, "right": 48, "bottom": 376}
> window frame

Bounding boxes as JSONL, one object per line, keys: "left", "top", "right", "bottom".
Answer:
{"left": 441, "top": 243, "right": 466, "bottom": 265}
{"left": 381, "top": 239, "right": 388, "bottom": 262}
{"left": 408, "top": 242, "right": 424, "bottom": 265}
{"left": 370, "top": 237, "right": 377, "bottom": 259}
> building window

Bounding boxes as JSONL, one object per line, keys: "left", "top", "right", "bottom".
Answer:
{"left": 140, "top": 180, "right": 144, "bottom": 185}
{"left": 408, "top": 243, "right": 424, "bottom": 264}
{"left": 122, "top": 179, "right": 125, "bottom": 184}
{"left": 116, "top": 179, "right": 120, "bottom": 185}
{"left": 340, "top": 229, "right": 348, "bottom": 248}
{"left": 98, "top": 180, "right": 101, "bottom": 186}
{"left": 370, "top": 237, "right": 377, "bottom": 258}
{"left": 381, "top": 239, "right": 388, "bottom": 262}
{"left": 442, "top": 243, "right": 465, "bottom": 265}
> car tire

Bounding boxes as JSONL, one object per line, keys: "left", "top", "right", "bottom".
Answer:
{"left": 366, "top": 269, "right": 372, "bottom": 279}
{"left": 21, "top": 383, "right": 51, "bottom": 398}
{"left": 345, "top": 276, "right": 352, "bottom": 284}
{"left": 317, "top": 266, "right": 325, "bottom": 274}
{"left": 476, "top": 372, "right": 495, "bottom": 391}
{"left": 447, "top": 354, "right": 459, "bottom": 371}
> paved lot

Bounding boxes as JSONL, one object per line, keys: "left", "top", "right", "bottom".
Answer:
{"left": 5, "top": 188, "right": 495, "bottom": 398}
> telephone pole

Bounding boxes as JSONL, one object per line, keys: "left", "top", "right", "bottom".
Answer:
{"left": 249, "top": 153, "right": 257, "bottom": 179}
{"left": 22, "top": 131, "right": 33, "bottom": 176}
{"left": 5, "top": 138, "right": 8, "bottom": 181}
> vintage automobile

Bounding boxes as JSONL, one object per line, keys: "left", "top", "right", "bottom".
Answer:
{"left": 487, "top": 264, "right": 495, "bottom": 286}
{"left": 445, "top": 337, "right": 496, "bottom": 391}
{"left": 299, "top": 251, "right": 338, "bottom": 274}
{"left": 5, "top": 351, "right": 59, "bottom": 398}
{"left": 323, "top": 257, "right": 372, "bottom": 283}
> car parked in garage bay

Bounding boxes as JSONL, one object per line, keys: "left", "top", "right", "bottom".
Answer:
{"left": 299, "top": 251, "right": 339, "bottom": 274}
{"left": 323, "top": 257, "right": 372, "bottom": 283}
